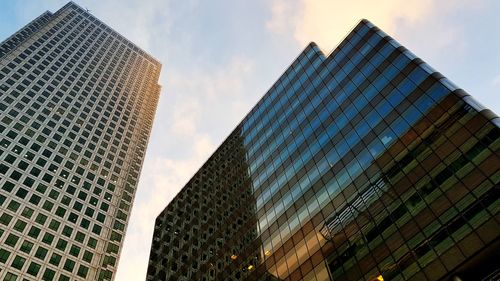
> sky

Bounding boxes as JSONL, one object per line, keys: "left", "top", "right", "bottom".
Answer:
{"left": 1, "top": 0, "right": 499, "bottom": 280}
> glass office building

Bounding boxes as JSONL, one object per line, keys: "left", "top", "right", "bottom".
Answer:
{"left": 0, "top": 2, "right": 161, "bottom": 280}
{"left": 146, "top": 20, "right": 499, "bottom": 281}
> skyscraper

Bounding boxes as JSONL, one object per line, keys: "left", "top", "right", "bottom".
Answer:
{"left": 0, "top": 2, "right": 161, "bottom": 280}
{"left": 146, "top": 19, "right": 499, "bottom": 281}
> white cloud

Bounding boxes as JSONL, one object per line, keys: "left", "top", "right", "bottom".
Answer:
{"left": 171, "top": 97, "right": 203, "bottom": 136}
{"left": 266, "top": 0, "right": 297, "bottom": 34}
{"left": 264, "top": 0, "right": 493, "bottom": 58}
{"left": 266, "top": 0, "right": 434, "bottom": 52}
{"left": 492, "top": 74, "right": 500, "bottom": 86}
{"left": 87, "top": 0, "right": 173, "bottom": 52}
{"left": 166, "top": 56, "right": 254, "bottom": 138}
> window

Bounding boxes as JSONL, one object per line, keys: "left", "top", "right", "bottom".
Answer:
{"left": 36, "top": 183, "right": 47, "bottom": 194}
{"left": 11, "top": 255, "right": 26, "bottom": 270}
{"left": 35, "top": 246, "right": 48, "bottom": 260}
{"left": 82, "top": 250, "right": 93, "bottom": 263}
{"left": 62, "top": 226, "right": 73, "bottom": 237}
{"left": 74, "top": 232, "right": 85, "bottom": 244}
{"left": 43, "top": 268, "right": 56, "bottom": 281}
{"left": 35, "top": 213, "right": 47, "bottom": 225}
{"left": 63, "top": 258, "right": 75, "bottom": 272}
{"left": 0, "top": 213, "right": 13, "bottom": 225}
{"left": 3, "top": 272, "right": 17, "bottom": 281}
{"left": 27, "top": 261, "right": 41, "bottom": 276}
{"left": 56, "top": 238, "right": 68, "bottom": 251}
{"left": 29, "top": 194, "right": 41, "bottom": 205}
{"left": 49, "top": 253, "right": 62, "bottom": 266}
{"left": 20, "top": 240, "right": 34, "bottom": 254}
{"left": 42, "top": 200, "right": 54, "bottom": 211}
{"left": 92, "top": 224, "right": 102, "bottom": 235}
{"left": 48, "top": 189, "right": 60, "bottom": 200}
{"left": 28, "top": 226, "right": 41, "bottom": 239}
{"left": 21, "top": 206, "right": 34, "bottom": 218}
{"left": 85, "top": 207, "right": 94, "bottom": 217}
{"left": 68, "top": 212, "right": 78, "bottom": 223}
{"left": 70, "top": 245, "right": 80, "bottom": 257}
{"left": 42, "top": 233, "right": 54, "bottom": 245}
{"left": 2, "top": 181, "right": 15, "bottom": 192}
{"left": 48, "top": 219, "right": 61, "bottom": 231}
{"left": 0, "top": 248, "right": 10, "bottom": 263}
{"left": 15, "top": 187, "right": 28, "bottom": 198}
{"left": 77, "top": 265, "right": 89, "bottom": 278}
{"left": 13, "top": 219, "right": 27, "bottom": 232}
{"left": 5, "top": 234, "right": 19, "bottom": 247}
{"left": 80, "top": 218, "right": 90, "bottom": 229}
{"left": 7, "top": 200, "right": 20, "bottom": 211}
{"left": 106, "top": 243, "right": 119, "bottom": 254}
{"left": 73, "top": 202, "right": 83, "bottom": 213}
{"left": 87, "top": 237, "right": 97, "bottom": 249}
{"left": 55, "top": 206, "right": 66, "bottom": 217}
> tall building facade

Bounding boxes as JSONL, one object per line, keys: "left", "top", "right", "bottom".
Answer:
{"left": 0, "top": 2, "right": 161, "bottom": 280}
{"left": 147, "top": 20, "right": 499, "bottom": 281}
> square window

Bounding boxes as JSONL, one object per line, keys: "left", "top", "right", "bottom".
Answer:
{"left": 82, "top": 250, "right": 93, "bottom": 263}
{"left": 42, "top": 233, "right": 54, "bottom": 245}
{"left": 35, "top": 246, "right": 48, "bottom": 260}
{"left": 11, "top": 255, "right": 26, "bottom": 270}
{"left": 92, "top": 224, "right": 102, "bottom": 235}
{"left": 80, "top": 218, "right": 90, "bottom": 229}
{"left": 20, "top": 240, "right": 34, "bottom": 254}
{"left": 61, "top": 195, "right": 71, "bottom": 205}
{"left": 35, "top": 213, "right": 48, "bottom": 225}
{"left": 3, "top": 272, "right": 17, "bottom": 281}
{"left": 77, "top": 265, "right": 89, "bottom": 278}
{"left": 43, "top": 268, "right": 56, "bottom": 281}
{"left": 28, "top": 226, "right": 41, "bottom": 239}
{"left": 13, "top": 219, "right": 27, "bottom": 232}
{"left": 75, "top": 231, "right": 85, "bottom": 243}
{"left": 5, "top": 233, "right": 19, "bottom": 247}
{"left": 73, "top": 201, "right": 83, "bottom": 211}
{"left": 56, "top": 238, "right": 68, "bottom": 251}
{"left": 7, "top": 200, "right": 20, "bottom": 212}
{"left": 21, "top": 207, "right": 34, "bottom": 218}
{"left": 30, "top": 166, "right": 41, "bottom": 177}
{"left": 2, "top": 181, "right": 15, "bottom": 192}
{"left": 17, "top": 160, "right": 29, "bottom": 170}
{"left": 42, "top": 200, "right": 54, "bottom": 211}
{"left": 70, "top": 245, "right": 81, "bottom": 257}
{"left": 27, "top": 261, "right": 41, "bottom": 276}
{"left": 97, "top": 213, "right": 105, "bottom": 223}
{"left": 68, "top": 212, "right": 78, "bottom": 223}
{"left": 48, "top": 189, "right": 60, "bottom": 200}
{"left": 85, "top": 207, "right": 94, "bottom": 217}
{"left": 48, "top": 219, "right": 61, "bottom": 231}
{"left": 29, "top": 194, "right": 41, "bottom": 205}
{"left": 0, "top": 213, "right": 12, "bottom": 226}
{"left": 36, "top": 183, "right": 48, "bottom": 194}
{"left": 63, "top": 258, "right": 75, "bottom": 272}
{"left": 0, "top": 248, "right": 11, "bottom": 263}
{"left": 87, "top": 237, "right": 97, "bottom": 249}
{"left": 62, "top": 225, "right": 73, "bottom": 237}
{"left": 49, "top": 253, "right": 62, "bottom": 266}
{"left": 55, "top": 206, "right": 66, "bottom": 217}
{"left": 15, "top": 187, "right": 28, "bottom": 198}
